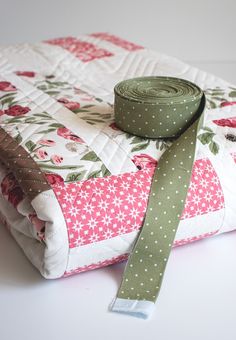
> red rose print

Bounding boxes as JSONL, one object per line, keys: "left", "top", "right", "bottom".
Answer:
{"left": 29, "top": 213, "right": 45, "bottom": 241}
{"left": 45, "top": 173, "right": 64, "bottom": 185}
{"left": 0, "top": 110, "right": 4, "bottom": 116}
{"left": 38, "top": 139, "right": 56, "bottom": 146}
{"left": 213, "top": 117, "right": 236, "bottom": 128}
{"left": 220, "top": 101, "right": 236, "bottom": 108}
{"left": 57, "top": 127, "right": 84, "bottom": 143}
{"left": 15, "top": 71, "right": 36, "bottom": 78}
{"left": 36, "top": 149, "right": 48, "bottom": 160}
{"left": 57, "top": 97, "right": 80, "bottom": 111}
{"left": 51, "top": 154, "right": 63, "bottom": 165}
{"left": 1, "top": 173, "right": 18, "bottom": 196}
{"left": 4, "top": 105, "right": 30, "bottom": 116}
{"left": 8, "top": 186, "right": 24, "bottom": 208}
{"left": 132, "top": 154, "right": 157, "bottom": 170}
{"left": 0, "top": 81, "right": 16, "bottom": 92}
{"left": 109, "top": 122, "right": 120, "bottom": 131}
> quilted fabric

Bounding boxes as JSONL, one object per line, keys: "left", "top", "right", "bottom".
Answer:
{"left": 0, "top": 33, "right": 235, "bottom": 279}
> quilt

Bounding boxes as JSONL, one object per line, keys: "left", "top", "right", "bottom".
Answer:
{"left": 0, "top": 33, "right": 235, "bottom": 313}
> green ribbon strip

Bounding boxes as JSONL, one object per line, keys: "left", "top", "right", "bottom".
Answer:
{"left": 111, "top": 76, "right": 206, "bottom": 319}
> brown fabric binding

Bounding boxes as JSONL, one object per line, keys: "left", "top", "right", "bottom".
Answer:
{"left": 0, "top": 127, "right": 51, "bottom": 200}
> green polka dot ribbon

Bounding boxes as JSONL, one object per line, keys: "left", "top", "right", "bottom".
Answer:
{"left": 110, "top": 76, "right": 206, "bottom": 319}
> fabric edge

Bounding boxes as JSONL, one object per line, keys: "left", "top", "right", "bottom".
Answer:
{"left": 110, "top": 297, "right": 155, "bottom": 319}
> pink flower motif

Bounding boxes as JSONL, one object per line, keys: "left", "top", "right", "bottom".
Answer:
{"left": 220, "top": 101, "right": 236, "bottom": 108}
{"left": 1, "top": 173, "right": 18, "bottom": 196}
{"left": 132, "top": 154, "right": 157, "bottom": 170}
{"left": 0, "top": 81, "right": 16, "bottom": 92}
{"left": 29, "top": 213, "right": 45, "bottom": 241}
{"left": 8, "top": 186, "right": 24, "bottom": 208}
{"left": 36, "top": 149, "right": 48, "bottom": 160}
{"left": 57, "top": 97, "right": 81, "bottom": 111}
{"left": 74, "top": 87, "right": 95, "bottom": 101}
{"left": 109, "top": 122, "right": 120, "bottom": 131}
{"left": 51, "top": 154, "right": 63, "bottom": 165}
{"left": 15, "top": 71, "right": 36, "bottom": 78}
{"left": 38, "top": 139, "right": 55, "bottom": 146}
{"left": 0, "top": 110, "right": 4, "bottom": 116}
{"left": 4, "top": 105, "right": 30, "bottom": 116}
{"left": 213, "top": 117, "right": 236, "bottom": 128}
{"left": 57, "top": 127, "right": 84, "bottom": 143}
{"left": 45, "top": 173, "right": 64, "bottom": 185}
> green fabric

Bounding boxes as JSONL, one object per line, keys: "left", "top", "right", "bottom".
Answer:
{"left": 114, "top": 76, "right": 203, "bottom": 138}
{"left": 112, "top": 76, "right": 205, "bottom": 313}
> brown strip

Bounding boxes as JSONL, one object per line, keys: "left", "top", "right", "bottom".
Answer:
{"left": 0, "top": 127, "right": 51, "bottom": 200}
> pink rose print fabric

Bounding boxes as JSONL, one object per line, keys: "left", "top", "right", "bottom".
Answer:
{"left": 1, "top": 173, "right": 24, "bottom": 208}
{"left": 220, "top": 101, "right": 236, "bottom": 108}
{"left": 4, "top": 105, "right": 30, "bottom": 117}
{"left": 29, "top": 213, "right": 46, "bottom": 241}
{"left": 57, "top": 98, "right": 81, "bottom": 111}
{"left": 90, "top": 32, "right": 144, "bottom": 51}
{"left": 46, "top": 37, "right": 114, "bottom": 62}
{"left": 0, "top": 81, "right": 16, "bottom": 92}
{"left": 52, "top": 158, "right": 224, "bottom": 249}
{"left": 132, "top": 153, "right": 158, "bottom": 170}
{"left": 213, "top": 116, "right": 236, "bottom": 127}
{"left": 57, "top": 127, "right": 85, "bottom": 143}
{"left": 15, "top": 71, "right": 36, "bottom": 78}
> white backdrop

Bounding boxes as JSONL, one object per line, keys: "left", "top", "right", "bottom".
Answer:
{"left": 0, "top": 0, "right": 235, "bottom": 82}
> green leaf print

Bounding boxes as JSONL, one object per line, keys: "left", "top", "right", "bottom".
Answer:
{"left": 44, "top": 91, "right": 60, "bottom": 96}
{"left": 25, "top": 140, "right": 37, "bottom": 152}
{"left": 81, "top": 151, "right": 100, "bottom": 162}
{"left": 39, "top": 164, "right": 82, "bottom": 170}
{"left": 229, "top": 91, "right": 236, "bottom": 98}
{"left": 130, "top": 136, "right": 145, "bottom": 144}
{"left": 101, "top": 164, "right": 111, "bottom": 177}
{"left": 131, "top": 141, "right": 149, "bottom": 153}
{"left": 198, "top": 127, "right": 219, "bottom": 155}
{"left": 49, "top": 123, "right": 64, "bottom": 128}
{"left": 65, "top": 170, "right": 86, "bottom": 182}
{"left": 15, "top": 133, "right": 23, "bottom": 144}
{"left": 0, "top": 96, "right": 16, "bottom": 106}
{"left": 197, "top": 132, "right": 214, "bottom": 145}
{"left": 87, "top": 169, "right": 102, "bottom": 179}
{"left": 202, "top": 126, "right": 213, "bottom": 133}
{"left": 209, "top": 141, "right": 219, "bottom": 155}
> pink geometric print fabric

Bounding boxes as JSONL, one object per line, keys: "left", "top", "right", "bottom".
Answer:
{"left": 45, "top": 36, "right": 114, "bottom": 62}
{"left": 181, "top": 158, "right": 224, "bottom": 219}
{"left": 90, "top": 32, "right": 144, "bottom": 51}
{"left": 52, "top": 158, "right": 224, "bottom": 249}
{"left": 53, "top": 167, "right": 155, "bottom": 248}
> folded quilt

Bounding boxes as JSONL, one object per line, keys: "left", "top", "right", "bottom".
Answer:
{"left": 0, "top": 32, "right": 236, "bottom": 286}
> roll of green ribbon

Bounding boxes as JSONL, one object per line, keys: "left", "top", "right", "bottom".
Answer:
{"left": 111, "top": 76, "right": 206, "bottom": 319}
{"left": 114, "top": 76, "right": 203, "bottom": 138}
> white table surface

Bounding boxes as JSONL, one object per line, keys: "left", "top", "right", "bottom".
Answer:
{"left": 1, "top": 222, "right": 236, "bottom": 340}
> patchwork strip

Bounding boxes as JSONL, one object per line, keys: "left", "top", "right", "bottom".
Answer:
{"left": 90, "top": 33, "right": 144, "bottom": 51}
{"left": 45, "top": 36, "right": 114, "bottom": 62}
